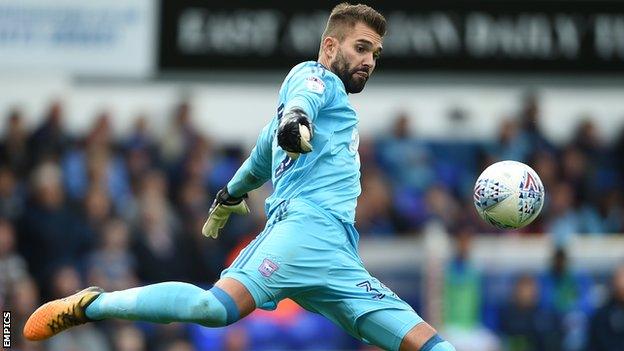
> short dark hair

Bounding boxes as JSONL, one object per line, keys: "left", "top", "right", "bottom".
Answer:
{"left": 321, "top": 3, "right": 386, "bottom": 41}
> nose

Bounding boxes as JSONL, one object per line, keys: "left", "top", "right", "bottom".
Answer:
{"left": 362, "top": 54, "right": 374, "bottom": 71}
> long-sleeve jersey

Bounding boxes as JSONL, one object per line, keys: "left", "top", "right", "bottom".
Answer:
{"left": 227, "top": 61, "right": 361, "bottom": 223}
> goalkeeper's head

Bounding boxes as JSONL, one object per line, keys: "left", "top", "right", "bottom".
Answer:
{"left": 318, "top": 3, "right": 386, "bottom": 94}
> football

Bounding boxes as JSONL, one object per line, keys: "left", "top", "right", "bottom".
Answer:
{"left": 473, "top": 160, "right": 545, "bottom": 229}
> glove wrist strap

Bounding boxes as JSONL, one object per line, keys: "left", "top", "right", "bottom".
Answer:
{"left": 218, "top": 187, "right": 247, "bottom": 206}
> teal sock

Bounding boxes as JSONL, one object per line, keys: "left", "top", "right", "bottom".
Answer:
{"left": 421, "top": 335, "right": 456, "bottom": 351}
{"left": 430, "top": 341, "right": 456, "bottom": 351}
{"left": 85, "top": 282, "right": 239, "bottom": 327}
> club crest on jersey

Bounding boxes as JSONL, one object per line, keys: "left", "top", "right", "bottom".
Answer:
{"left": 259, "top": 258, "right": 279, "bottom": 277}
{"left": 305, "top": 76, "right": 325, "bottom": 94}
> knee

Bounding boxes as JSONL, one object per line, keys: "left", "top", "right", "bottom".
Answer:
{"left": 187, "top": 293, "right": 225, "bottom": 327}
{"left": 189, "top": 287, "right": 240, "bottom": 327}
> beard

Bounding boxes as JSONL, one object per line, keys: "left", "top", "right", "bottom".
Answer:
{"left": 330, "top": 50, "right": 369, "bottom": 94}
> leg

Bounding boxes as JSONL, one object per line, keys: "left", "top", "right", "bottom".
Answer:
{"left": 220, "top": 200, "right": 340, "bottom": 311}
{"left": 294, "top": 223, "right": 456, "bottom": 351}
{"left": 23, "top": 278, "right": 255, "bottom": 340}
{"left": 24, "top": 202, "right": 316, "bottom": 342}
{"left": 215, "top": 277, "right": 256, "bottom": 317}
{"left": 399, "top": 322, "right": 455, "bottom": 351}
{"left": 356, "top": 310, "right": 456, "bottom": 351}
{"left": 85, "top": 278, "right": 255, "bottom": 326}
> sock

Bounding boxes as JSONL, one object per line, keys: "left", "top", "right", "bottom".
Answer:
{"left": 421, "top": 334, "right": 456, "bottom": 351}
{"left": 85, "top": 282, "right": 239, "bottom": 327}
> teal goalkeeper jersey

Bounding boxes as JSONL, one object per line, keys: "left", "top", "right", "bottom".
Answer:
{"left": 228, "top": 61, "right": 361, "bottom": 223}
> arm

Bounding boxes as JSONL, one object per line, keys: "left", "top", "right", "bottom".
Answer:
{"left": 203, "top": 64, "right": 333, "bottom": 238}
{"left": 202, "top": 123, "right": 272, "bottom": 239}
{"left": 277, "top": 108, "right": 313, "bottom": 160}
{"left": 284, "top": 64, "right": 332, "bottom": 121}
{"left": 277, "top": 64, "right": 334, "bottom": 158}
{"left": 227, "top": 122, "right": 273, "bottom": 197}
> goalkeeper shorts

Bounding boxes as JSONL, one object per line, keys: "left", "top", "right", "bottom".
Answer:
{"left": 221, "top": 198, "right": 423, "bottom": 349}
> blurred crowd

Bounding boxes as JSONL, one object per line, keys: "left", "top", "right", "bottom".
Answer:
{"left": 1, "top": 91, "right": 624, "bottom": 350}
{"left": 442, "top": 229, "right": 624, "bottom": 351}
{"left": 364, "top": 92, "right": 624, "bottom": 244}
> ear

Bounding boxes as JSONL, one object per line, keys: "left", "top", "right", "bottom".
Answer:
{"left": 322, "top": 37, "right": 338, "bottom": 59}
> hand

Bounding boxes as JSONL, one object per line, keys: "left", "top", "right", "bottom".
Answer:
{"left": 202, "top": 187, "right": 250, "bottom": 239}
{"left": 277, "top": 108, "right": 313, "bottom": 160}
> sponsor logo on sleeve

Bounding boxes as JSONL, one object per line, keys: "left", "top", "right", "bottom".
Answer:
{"left": 305, "top": 76, "right": 325, "bottom": 94}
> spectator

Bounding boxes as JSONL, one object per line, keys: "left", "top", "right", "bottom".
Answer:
{"left": 176, "top": 179, "right": 209, "bottom": 228}
{"left": 544, "top": 182, "right": 582, "bottom": 246}
{"left": 162, "top": 339, "right": 196, "bottom": 351}
{"left": 587, "top": 263, "right": 624, "bottom": 351}
{"left": 87, "top": 219, "right": 138, "bottom": 292}
{"left": 10, "top": 278, "right": 42, "bottom": 351}
{"left": 443, "top": 227, "right": 481, "bottom": 328}
{"left": 151, "top": 323, "right": 194, "bottom": 351}
{"left": 19, "top": 161, "right": 90, "bottom": 297}
{"left": 560, "top": 146, "right": 591, "bottom": 205}
{"left": 45, "top": 265, "right": 111, "bottom": 351}
{"left": 208, "top": 144, "right": 245, "bottom": 193}
{"left": 28, "top": 100, "right": 71, "bottom": 165}
{"left": 160, "top": 100, "right": 201, "bottom": 171}
{"left": 499, "top": 274, "right": 562, "bottom": 351}
{"left": 540, "top": 248, "right": 593, "bottom": 351}
{"left": 178, "top": 210, "right": 224, "bottom": 284}
{"left": 423, "top": 185, "right": 461, "bottom": 231}
{"left": 571, "top": 119, "right": 605, "bottom": 162}
{"left": 445, "top": 106, "right": 475, "bottom": 140}
{"left": 355, "top": 169, "right": 399, "bottom": 235}
{"left": 125, "top": 116, "right": 159, "bottom": 188}
{"left": 123, "top": 169, "right": 172, "bottom": 227}
{"left": 126, "top": 115, "right": 157, "bottom": 155}
{"left": 614, "top": 124, "right": 624, "bottom": 185}
{"left": 82, "top": 186, "right": 113, "bottom": 231}
{"left": 517, "top": 91, "right": 553, "bottom": 155}
{"left": 132, "top": 195, "right": 191, "bottom": 282}
{"left": 0, "top": 219, "right": 29, "bottom": 303}
{"left": 596, "top": 191, "right": 624, "bottom": 233}
{"left": 530, "top": 150, "right": 559, "bottom": 196}
{"left": 442, "top": 226, "right": 499, "bottom": 351}
{"left": 113, "top": 324, "right": 147, "bottom": 351}
{"left": 375, "top": 112, "right": 435, "bottom": 193}
{"left": 72, "top": 186, "right": 115, "bottom": 261}
{"left": 62, "top": 113, "right": 130, "bottom": 210}
{"left": 490, "top": 118, "right": 531, "bottom": 163}
{"left": 0, "top": 167, "right": 25, "bottom": 221}
{"left": 0, "top": 108, "right": 30, "bottom": 176}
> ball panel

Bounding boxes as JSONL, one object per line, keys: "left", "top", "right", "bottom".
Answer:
{"left": 473, "top": 177, "right": 514, "bottom": 211}
{"left": 484, "top": 193, "right": 521, "bottom": 229}
{"left": 516, "top": 168, "right": 545, "bottom": 227}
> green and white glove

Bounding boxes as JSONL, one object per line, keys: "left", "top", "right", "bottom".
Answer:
{"left": 202, "top": 187, "right": 250, "bottom": 239}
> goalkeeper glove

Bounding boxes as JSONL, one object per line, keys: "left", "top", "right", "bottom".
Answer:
{"left": 277, "top": 108, "right": 313, "bottom": 160}
{"left": 202, "top": 187, "right": 250, "bottom": 239}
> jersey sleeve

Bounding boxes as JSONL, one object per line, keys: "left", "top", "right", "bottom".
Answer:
{"left": 227, "top": 122, "right": 273, "bottom": 197}
{"left": 283, "top": 64, "right": 336, "bottom": 121}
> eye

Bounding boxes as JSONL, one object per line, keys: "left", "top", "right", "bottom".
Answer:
{"left": 356, "top": 45, "right": 365, "bottom": 53}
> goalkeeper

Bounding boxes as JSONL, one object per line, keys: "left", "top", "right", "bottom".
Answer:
{"left": 24, "top": 3, "right": 454, "bottom": 351}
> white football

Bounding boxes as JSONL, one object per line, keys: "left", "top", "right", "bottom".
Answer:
{"left": 473, "top": 160, "right": 545, "bottom": 229}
